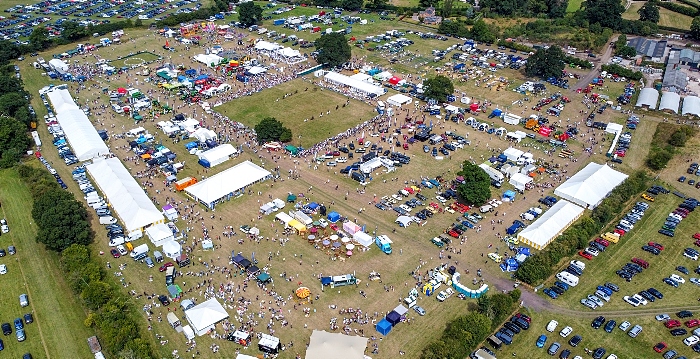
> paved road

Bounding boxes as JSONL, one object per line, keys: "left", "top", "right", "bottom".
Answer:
{"left": 569, "top": 36, "right": 616, "bottom": 93}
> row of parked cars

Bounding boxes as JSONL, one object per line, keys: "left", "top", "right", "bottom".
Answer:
{"left": 489, "top": 313, "right": 530, "bottom": 348}
{"left": 539, "top": 319, "right": 589, "bottom": 358}
{"left": 653, "top": 310, "right": 700, "bottom": 358}
{"left": 658, "top": 196, "right": 698, "bottom": 238}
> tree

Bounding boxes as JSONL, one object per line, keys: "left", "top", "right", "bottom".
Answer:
{"left": 470, "top": 19, "right": 496, "bottom": 43}
{"left": 62, "top": 21, "right": 88, "bottom": 42}
{"left": 254, "top": 117, "right": 292, "bottom": 144}
{"left": 61, "top": 244, "right": 92, "bottom": 273}
{"left": 81, "top": 281, "right": 112, "bottom": 310}
{"left": 134, "top": 18, "right": 143, "bottom": 27}
{"left": 442, "top": 0, "right": 454, "bottom": 17}
{"left": 692, "top": 16, "right": 700, "bottom": 40}
{"left": 419, "top": 0, "right": 439, "bottom": 7}
{"left": 456, "top": 161, "right": 491, "bottom": 205}
{"left": 341, "top": 0, "right": 363, "bottom": 11}
{"left": 0, "top": 116, "right": 29, "bottom": 169}
{"left": 525, "top": 46, "right": 565, "bottom": 79}
{"left": 582, "top": 0, "right": 625, "bottom": 30}
{"left": 29, "top": 27, "right": 53, "bottom": 51}
{"left": 638, "top": 2, "right": 659, "bottom": 23}
{"left": 238, "top": 2, "right": 263, "bottom": 27}
{"left": 315, "top": 32, "right": 351, "bottom": 68}
{"left": 32, "top": 190, "right": 94, "bottom": 251}
{"left": 0, "top": 92, "right": 29, "bottom": 118}
{"left": 423, "top": 75, "right": 454, "bottom": 102}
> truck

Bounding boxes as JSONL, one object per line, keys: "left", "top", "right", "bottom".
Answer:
{"left": 478, "top": 163, "right": 504, "bottom": 187}
{"left": 375, "top": 235, "right": 393, "bottom": 254}
{"left": 174, "top": 176, "right": 197, "bottom": 191}
{"left": 321, "top": 273, "right": 357, "bottom": 288}
{"left": 556, "top": 271, "right": 579, "bottom": 287}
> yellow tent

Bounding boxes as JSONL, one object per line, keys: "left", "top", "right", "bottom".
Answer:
{"left": 288, "top": 219, "right": 307, "bottom": 234}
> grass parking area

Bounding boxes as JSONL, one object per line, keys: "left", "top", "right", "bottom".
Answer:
{"left": 0, "top": 168, "right": 95, "bottom": 359}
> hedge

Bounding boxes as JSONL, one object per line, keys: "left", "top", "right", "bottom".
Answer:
{"left": 656, "top": 1, "right": 698, "bottom": 17}
{"left": 601, "top": 64, "right": 644, "bottom": 81}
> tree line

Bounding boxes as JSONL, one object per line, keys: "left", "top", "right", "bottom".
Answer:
{"left": 420, "top": 290, "right": 521, "bottom": 359}
{"left": 17, "top": 165, "right": 155, "bottom": 359}
{"left": 515, "top": 171, "right": 650, "bottom": 285}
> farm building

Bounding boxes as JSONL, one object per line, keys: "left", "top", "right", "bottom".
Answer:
{"left": 659, "top": 91, "right": 681, "bottom": 114}
{"left": 682, "top": 96, "right": 700, "bottom": 116}
{"left": 634, "top": 88, "right": 658, "bottom": 109}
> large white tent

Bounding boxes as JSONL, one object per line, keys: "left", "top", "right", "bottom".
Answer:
{"left": 197, "top": 144, "right": 237, "bottom": 168}
{"left": 86, "top": 158, "right": 164, "bottom": 236}
{"left": 324, "top": 72, "right": 386, "bottom": 97}
{"left": 162, "top": 240, "right": 182, "bottom": 259}
{"left": 193, "top": 53, "right": 223, "bottom": 66}
{"left": 659, "top": 91, "right": 681, "bottom": 113}
{"left": 146, "top": 223, "right": 175, "bottom": 247}
{"left": 45, "top": 87, "right": 109, "bottom": 161}
{"left": 305, "top": 330, "right": 368, "bottom": 359}
{"left": 509, "top": 173, "right": 533, "bottom": 191}
{"left": 185, "top": 161, "right": 272, "bottom": 209}
{"left": 517, "top": 200, "right": 585, "bottom": 250}
{"left": 48, "top": 58, "right": 68, "bottom": 74}
{"left": 635, "top": 88, "right": 659, "bottom": 109}
{"left": 682, "top": 96, "right": 700, "bottom": 116}
{"left": 184, "top": 298, "right": 229, "bottom": 336}
{"left": 554, "top": 162, "right": 628, "bottom": 209}
{"left": 387, "top": 93, "right": 412, "bottom": 107}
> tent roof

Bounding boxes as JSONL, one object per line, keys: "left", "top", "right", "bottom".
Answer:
{"left": 324, "top": 71, "right": 385, "bottom": 96}
{"left": 387, "top": 93, "right": 412, "bottom": 106}
{"left": 146, "top": 223, "right": 174, "bottom": 244}
{"left": 46, "top": 87, "right": 109, "bottom": 161}
{"left": 87, "top": 158, "right": 164, "bottom": 233}
{"left": 255, "top": 40, "right": 281, "bottom": 51}
{"left": 305, "top": 330, "right": 368, "bottom": 359}
{"left": 554, "top": 162, "right": 629, "bottom": 209}
{"left": 185, "top": 161, "right": 271, "bottom": 205}
{"left": 635, "top": 88, "right": 659, "bottom": 109}
{"left": 198, "top": 144, "right": 237, "bottom": 162}
{"left": 659, "top": 91, "right": 680, "bottom": 113}
{"left": 517, "top": 200, "right": 585, "bottom": 250}
{"left": 184, "top": 298, "right": 229, "bottom": 335}
{"left": 193, "top": 53, "right": 223, "bottom": 66}
{"left": 393, "top": 304, "right": 408, "bottom": 315}
{"left": 683, "top": 95, "right": 700, "bottom": 116}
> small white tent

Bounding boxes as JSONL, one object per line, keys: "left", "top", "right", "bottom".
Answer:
{"left": 352, "top": 232, "right": 373, "bottom": 247}
{"left": 197, "top": 144, "right": 237, "bottom": 168}
{"left": 184, "top": 298, "right": 229, "bottom": 336}
{"left": 162, "top": 240, "right": 182, "bottom": 259}
{"left": 146, "top": 223, "right": 175, "bottom": 247}
{"left": 509, "top": 173, "right": 533, "bottom": 191}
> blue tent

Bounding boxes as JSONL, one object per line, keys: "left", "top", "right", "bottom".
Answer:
{"left": 491, "top": 108, "right": 503, "bottom": 117}
{"left": 195, "top": 74, "right": 209, "bottom": 81}
{"left": 185, "top": 141, "right": 198, "bottom": 150}
{"left": 367, "top": 68, "right": 380, "bottom": 75}
{"left": 386, "top": 311, "right": 401, "bottom": 326}
{"left": 518, "top": 247, "right": 531, "bottom": 256}
{"left": 376, "top": 319, "right": 392, "bottom": 335}
{"left": 327, "top": 211, "right": 341, "bottom": 223}
{"left": 185, "top": 69, "right": 197, "bottom": 76}
{"left": 178, "top": 75, "right": 188, "bottom": 82}
{"left": 503, "top": 190, "right": 516, "bottom": 201}
{"left": 307, "top": 202, "right": 319, "bottom": 210}
{"left": 500, "top": 258, "right": 519, "bottom": 272}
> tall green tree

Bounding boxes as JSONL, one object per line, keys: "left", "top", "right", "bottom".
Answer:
{"left": 238, "top": 2, "right": 263, "bottom": 27}
{"left": 456, "top": 161, "right": 491, "bottom": 205}
{"left": 341, "top": 0, "right": 363, "bottom": 10}
{"left": 315, "top": 32, "right": 351, "bottom": 68}
{"left": 61, "top": 21, "right": 88, "bottom": 41}
{"left": 29, "top": 27, "right": 53, "bottom": 51}
{"left": 470, "top": 19, "right": 497, "bottom": 43}
{"left": 254, "top": 117, "right": 292, "bottom": 144}
{"left": 525, "top": 46, "right": 565, "bottom": 79}
{"left": 32, "top": 190, "right": 94, "bottom": 251}
{"left": 582, "top": 0, "right": 625, "bottom": 30}
{"left": 638, "top": 2, "right": 660, "bottom": 23}
{"left": 0, "top": 116, "right": 29, "bottom": 168}
{"left": 423, "top": 75, "right": 454, "bottom": 102}
{"left": 692, "top": 16, "right": 700, "bottom": 40}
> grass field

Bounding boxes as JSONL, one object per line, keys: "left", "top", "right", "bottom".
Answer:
{"left": 566, "top": 0, "right": 585, "bottom": 12}
{"left": 0, "top": 168, "right": 95, "bottom": 359}
{"left": 623, "top": 2, "right": 694, "bottom": 29}
{"left": 215, "top": 78, "right": 378, "bottom": 147}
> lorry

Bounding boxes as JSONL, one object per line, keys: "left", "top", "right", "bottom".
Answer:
{"left": 320, "top": 273, "right": 357, "bottom": 288}
{"left": 478, "top": 163, "right": 504, "bottom": 187}
{"left": 174, "top": 176, "right": 197, "bottom": 191}
{"left": 375, "top": 235, "right": 393, "bottom": 254}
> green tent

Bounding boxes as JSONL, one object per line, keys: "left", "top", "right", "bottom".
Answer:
{"left": 256, "top": 273, "right": 271, "bottom": 283}
{"left": 285, "top": 145, "right": 298, "bottom": 156}
{"left": 287, "top": 194, "right": 297, "bottom": 202}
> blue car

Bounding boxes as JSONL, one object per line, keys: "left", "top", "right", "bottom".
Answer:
{"left": 13, "top": 318, "right": 23, "bottom": 331}
{"left": 543, "top": 288, "right": 558, "bottom": 299}
{"left": 423, "top": 145, "right": 430, "bottom": 153}
{"left": 536, "top": 334, "right": 547, "bottom": 348}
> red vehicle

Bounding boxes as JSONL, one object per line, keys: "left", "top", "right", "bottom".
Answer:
{"left": 403, "top": 143, "right": 409, "bottom": 150}
{"left": 404, "top": 187, "right": 415, "bottom": 194}
{"left": 665, "top": 320, "right": 682, "bottom": 329}
{"left": 515, "top": 313, "right": 531, "bottom": 323}
{"left": 653, "top": 342, "right": 667, "bottom": 353}
{"left": 695, "top": 239, "right": 700, "bottom": 247}
{"left": 614, "top": 228, "right": 626, "bottom": 236}
{"left": 448, "top": 230, "right": 460, "bottom": 238}
{"left": 686, "top": 319, "right": 700, "bottom": 328}
{"left": 158, "top": 262, "right": 174, "bottom": 272}
{"left": 694, "top": 233, "right": 700, "bottom": 240}
{"left": 631, "top": 258, "right": 649, "bottom": 269}
{"left": 331, "top": 151, "right": 340, "bottom": 156}
{"left": 330, "top": 224, "right": 339, "bottom": 231}
{"left": 110, "top": 249, "right": 121, "bottom": 258}
{"left": 579, "top": 250, "right": 593, "bottom": 260}
{"left": 649, "top": 242, "right": 665, "bottom": 251}
{"left": 595, "top": 238, "right": 610, "bottom": 247}
{"left": 34, "top": 151, "right": 42, "bottom": 159}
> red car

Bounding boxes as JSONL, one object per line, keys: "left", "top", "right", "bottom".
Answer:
{"left": 515, "top": 313, "right": 531, "bottom": 323}
{"left": 614, "top": 228, "right": 626, "bottom": 236}
{"left": 653, "top": 342, "right": 667, "bottom": 353}
{"left": 448, "top": 230, "right": 460, "bottom": 238}
{"left": 694, "top": 233, "right": 700, "bottom": 240}
{"left": 695, "top": 239, "right": 700, "bottom": 248}
{"left": 665, "top": 320, "right": 682, "bottom": 329}
{"left": 110, "top": 249, "right": 121, "bottom": 258}
{"left": 595, "top": 238, "right": 610, "bottom": 247}
{"left": 685, "top": 319, "right": 700, "bottom": 328}
{"left": 579, "top": 250, "right": 593, "bottom": 260}
{"left": 649, "top": 242, "right": 665, "bottom": 251}
{"left": 159, "top": 262, "right": 174, "bottom": 272}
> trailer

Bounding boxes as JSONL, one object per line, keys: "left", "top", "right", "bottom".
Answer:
{"left": 321, "top": 273, "right": 357, "bottom": 288}
{"left": 478, "top": 163, "right": 504, "bottom": 187}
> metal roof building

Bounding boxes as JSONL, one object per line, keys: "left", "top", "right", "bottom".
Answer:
{"left": 659, "top": 92, "right": 681, "bottom": 113}
{"left": 682, "top": 96, "right": 700, "bottom": 116}
{"left": 635, "top": 88, "right": 659, "bottom": 109}
{"left": 663, "top": 66, "right": 688, "bottom": 92}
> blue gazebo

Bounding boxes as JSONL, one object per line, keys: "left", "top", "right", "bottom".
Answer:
{"left": 376, "top": 319, "right": 392, "bottom": 335}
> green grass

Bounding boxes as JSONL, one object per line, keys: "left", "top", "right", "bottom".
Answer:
{"left": 566, "top": 0, "right": 585, "bottom": 12}
{"left": 102, "top": 51, "right": 162, "bottom": 66}
{"left": 0, "top": 168, "right": 95, "bottom": 359}
{"left": 214, "top": 78, "right": 378, "bottom": 147}
{"left": 623, "top": 2, "right": 694, "bottom": 29}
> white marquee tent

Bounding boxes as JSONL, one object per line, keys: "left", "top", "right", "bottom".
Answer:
{"left": 509, "top": 173, "right": 533, "bottom": 191}
{"left": 659, "top": 91, "right": 681, "bottom": 113}
{"left": 193, "top": 53, "right": 223, "bottom": 66}
{"left": 554, "top": 162, "right": 629, "bottom": 209}
{"left": 352, "top": 231, "right": 373, "bottom": 247}
{"left": 682, "top": 96, "right": 700, "bottom": 116}
{"left": 48, "top": 58, "right": 68, "bottom": 74}
{"left": 517, "top": 200, "right": 585, "bottom": 250}
{"left": 305, "top": 330, "right": 368, "bottom": 359}
{"left": 162, "top": 240, "right": 182, "bottom": 259}
{"left": 185, "top": 161, "right": 272, "bottom": 209}
{"left": 46, "top": 87, "right": 109, "bottom": 161}
{"left": 635, "top": 88, "right": 659, "bottom": 109}
{"left": 86, "top": 158, "right": 164, "bottom": 236}
{"left": 146, "top": 223, "right": 175, "bottom": 247}
{"left": 324, "top": 72, "right": 386, "bottom": 97}
{"left": 184, "top": 298, "right": 229, "bottom": 336}
{"left": 197, "top": 144, "right": 237, "bottom": 168}
{"left": 387, "top": 93, "right": 412, "bottom": 107}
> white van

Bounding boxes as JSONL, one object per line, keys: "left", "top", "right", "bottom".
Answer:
{"left": 480, "top": 205, "right": 492, "bottom": 213}
{"left": 130, "top": 243, "right": 149, "bottom": 258}
{"left": 556, "top": 271, "right": 579, "bottom": 287}
{"left": 99, "top": 216, "right": 117, "bottom": 225}
{"left": 87, "top": 197, "right": 104, "bottom": 206}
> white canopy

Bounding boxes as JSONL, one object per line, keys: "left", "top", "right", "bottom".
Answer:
{"left": 192, "top": 127, "right": 217, "bottom": 142}
{"left": 185, "top": 161, "right": 271, "bottom": 208}
{"left": 275, "top": 211, "right": 294, "bottom": 225}
{"left": 387, "top": 94, "right": 412, "bottom": 107}
{"left": 682, "top": 95, "right": 700, "bottom": 116}
{"left": 146, "top": 223, "right": 175, "bottom": 247}
{"left": 510, "top": 173, "right": 532, "bottom": 191}
{"left": 162, "top": 240, "right": 182, "bottom": 259}
{"left": 46, "top": 87, "right": 109, "bottom": 161}
{"left": 324, "top": 72, "right": 385, "bottom": 97}
{"left": 198, "top": 144, "right": 237, "bottom": 168}
{"left": 503, "top": 113, "right": 521, "bottom": 125}
{"left": 350, "top": 73, "right": 372, "bottom": 83}
{"left": 193, "top": 53, "right": 223, "bottom": 66}
{"left": 554, "top": 162, "right": 629, "bottom": 209}
{"left": 182, "top": 325, "right": 195, "bottom": 340}
{"left": 255, "top": 40, "right": 281, "bottom": 51}
{"left": 352, "top": 231, "right": 373, "bottom": 247}
{"left": 517, "top": 200, "right": 585, "bottom": 250}
{"left": 246, "top": 66, "right": 267, "bottom": 75}
{"left": 305, "top": 330, "right": 368, "bottom": 359}
{"left": 48, "top": 58, "right": 68, "bottom": 73}
{"left": 503, "top": 147, "right": 524, "bottom": 161}
{"left": 184, "top": 298, "right": 229, "bottom": 336}
{"left": 87, "top": 158, "right": 164, "bottom": 234}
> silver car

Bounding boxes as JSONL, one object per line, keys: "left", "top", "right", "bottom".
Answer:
{"left": 581, "top": 298, "right": 597, "bottom": 310}
{"left": 414, "top": 306, "right": 426, "bottom": 316}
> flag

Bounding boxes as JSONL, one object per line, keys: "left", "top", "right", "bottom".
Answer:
{"left": 165, "top": 40, "right": 169, "bottom": 47}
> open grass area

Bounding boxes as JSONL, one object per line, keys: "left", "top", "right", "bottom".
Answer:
{"left": 566, "top": 0, "right": 585, "bottom": 12}
{"left": 0, "top": 168, "right": 95, "bottom": 359}
{"left": 215, "top": 78, "right": 378, "bottom": 147}
{"left": 623, "top": 2, "right": 694, "bottom": 29}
